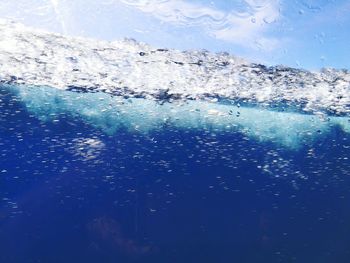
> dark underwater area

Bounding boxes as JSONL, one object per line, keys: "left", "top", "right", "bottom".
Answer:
{"left": 1, "top": 85, "right": 350, "bottom": 263}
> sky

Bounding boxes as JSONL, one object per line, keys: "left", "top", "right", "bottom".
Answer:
{"left": 0, "top": 0, "right": 349, "bottom": 70}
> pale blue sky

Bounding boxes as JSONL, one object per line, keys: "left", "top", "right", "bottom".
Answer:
{"left": 0, "top": 0, "right": 349, "bottom": 70}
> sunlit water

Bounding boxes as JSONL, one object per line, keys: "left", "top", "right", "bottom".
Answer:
{"left": 0, "top": 10, "right": 350, "bottom": 262}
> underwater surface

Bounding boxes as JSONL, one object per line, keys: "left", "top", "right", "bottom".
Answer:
{"left": 1, "top": 21, "right": 350, "bottom": 263}
{"left": 1, "top": 84, "right": 350, "bottom": 263}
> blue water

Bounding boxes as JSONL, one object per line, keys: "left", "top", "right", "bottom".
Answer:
{"left": 1, "top": 85, "right": 350, "bottom": 262}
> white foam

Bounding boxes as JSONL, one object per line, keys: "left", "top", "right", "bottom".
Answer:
{"left": 0, "top": 20, "right": 349, "bottom": 115}
{"left": 8, "top": 85, "right": 350, "bottom": 149}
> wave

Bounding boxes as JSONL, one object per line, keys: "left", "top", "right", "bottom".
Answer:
{"left": 0, "top": 20, "right": 350, "bottom": 149}
{"left": 0, "top": 20, "right": 349, "bottom": 116}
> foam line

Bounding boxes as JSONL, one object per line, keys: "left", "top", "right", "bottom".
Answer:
{"left": 0, "top": 20, "right": 349, "bottom": 115}
{"left": 6, "top": 84, "right": 350, "bottom": 149}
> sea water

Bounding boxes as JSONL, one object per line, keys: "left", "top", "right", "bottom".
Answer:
{"left": 1, "top": 19, "right": 350, "bottom": 263}
{"left": 1, "top": 84, "right": 350, "bottom": 262}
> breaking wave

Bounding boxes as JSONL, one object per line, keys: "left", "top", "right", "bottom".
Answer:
{"left": 0, "top": 20, "right": 349, "bottom": 149}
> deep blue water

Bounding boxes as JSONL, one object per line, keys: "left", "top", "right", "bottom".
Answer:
{"left": 1, "top": 86, "right": 350, "bottom": 263}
